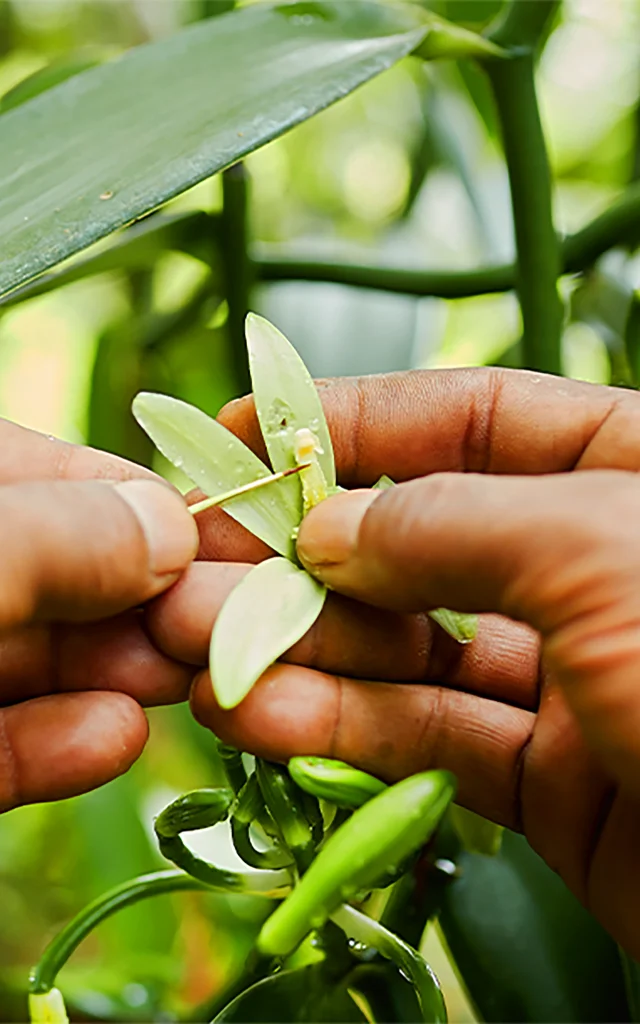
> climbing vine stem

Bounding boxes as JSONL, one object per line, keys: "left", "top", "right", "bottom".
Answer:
{"left": 486, "top": 0, "right": 563, "bottom": 373}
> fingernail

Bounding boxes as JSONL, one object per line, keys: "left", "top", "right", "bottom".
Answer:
{"left": 116, "top": 480, "right": 199, "bottom": 577}
{"left": 297, "top": 489, "right": 378, "bottom": 577}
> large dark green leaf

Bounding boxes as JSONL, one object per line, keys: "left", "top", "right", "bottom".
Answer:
{"left": 213, "top": 963, "right": 366, "bottom": 1022}
{"left": 0, "top": 50, "right": 105, "bottom": 114}
{"left": 621, "top": 950, "right": 640, "bottom": 1023}
{"left": 0, "top": 210, "right": 215, "bottom": 309}
{"left": 348, "top": 962, "right": 423, "bottom": 1024}
{"left": 0, "top": 1, "right": 429, "bottom": 299}
{"left": 438, "top": 829, "right": 630, "bottom": 1023}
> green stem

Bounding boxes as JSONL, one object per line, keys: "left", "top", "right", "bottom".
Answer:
{"left": 156, "top": 833, "right": 292, "bottom": 896}
{"left": 30, "top": 870, "right": 207, "bottom": 994}
{"left": 216, "top": 741, "right": 248, "bottom": 795}
{"left": 253, "top": 183, "right": 640, "bottom": 301}
{"left": 256, "top": 760, "right": 317, "bottom": 875}
{"left": 230, "top": 818, "right": 292, "bottom": 871}
{"left": 331, "top": 905, "right": 447, "bottom": 1024}
{"left": 255, "top": 250, "right": 513, "bottom": 298}
{"left": 487, "top": 0, "right": 560, "bottom": 51}
{"left": 482, "top": 0, "right": 563, "bottom": 373}
{"left": 487, "top": 54, "right": 563, "bottom": 372}
{"left": 564, "top": 182, "right": 640, "bottom": 270}
{"left": 221, "top": 163, "right": 252, "bottom": 395}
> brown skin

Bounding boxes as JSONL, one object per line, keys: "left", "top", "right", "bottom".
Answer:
{"left": 148, "top": 367, "right": 640, "bottom": 958}
{"left": 0, "top": 418, "right": 198, "bottom": 812}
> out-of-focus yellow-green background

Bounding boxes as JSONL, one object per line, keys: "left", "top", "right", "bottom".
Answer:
{"left": 0, "top": 0, "right": 639, "bottom": 1020}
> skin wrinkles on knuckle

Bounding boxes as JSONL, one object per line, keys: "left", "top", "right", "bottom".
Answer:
{"left": 547, "top": 626, "right": 640, "bottom": 739}
{"left": 317, "top": 376, "right": 365, "bottom": 485}
{"left": 513, "top": 725, "right": 535, "bottom": 834}
{"left": 327, "top": 674, "right": 344, "bottom": 761}
{"left": 348, "top": 377, "right": 367, "bottom": 482}
{"left": 554, "top": 618, "right": 640, "bottom": 683}
{"left": 460, "top": 367, "right": 508, "bottom": 474}
{"left": 501, "top": 476, "right": 636, "bottom": 629}
{"left": 575, "top": 392, "right": 640, "bottom": 471}
{"left": 412, "top": 684, "right": 447, "bottom": 775}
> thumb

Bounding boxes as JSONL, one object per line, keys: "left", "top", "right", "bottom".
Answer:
{"left": 0, "top": 479, "right": 198, "bottom": 629}
{"left": 297, "top": 471, "right": 640, "bottom": 791}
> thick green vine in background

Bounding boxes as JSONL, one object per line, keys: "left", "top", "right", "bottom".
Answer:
{"left": 486, "top": 0, "right": 563, "bottom": 373}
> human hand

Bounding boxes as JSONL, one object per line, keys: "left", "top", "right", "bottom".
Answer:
{"left": 148, "top": 367, "right": 640, "bottom": 956}
{"left": 0, "top": 419, "right": 197, "bottom": 813}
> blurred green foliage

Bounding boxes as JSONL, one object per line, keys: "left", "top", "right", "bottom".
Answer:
{"left": 0, "top": 0, "right": 639, "bottom": 1020}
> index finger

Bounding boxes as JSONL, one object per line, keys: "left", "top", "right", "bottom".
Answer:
{"left": 0, "top": 417, "right": 157, "bottom": 485}
{"left": 217, "top": 367, "right": 640, "bottom": 484}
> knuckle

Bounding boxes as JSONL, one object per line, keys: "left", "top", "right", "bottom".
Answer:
{"left": 511, "top": 472, "right": 640, "bottom": 632}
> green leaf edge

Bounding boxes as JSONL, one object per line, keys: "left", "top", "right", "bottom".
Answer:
{"left": 246, "top": 312, "right": 336, "bottom": 487}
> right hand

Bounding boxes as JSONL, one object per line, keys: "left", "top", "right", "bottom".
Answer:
{"left": 149, "top": 367, "right": 640, "bottom": 956}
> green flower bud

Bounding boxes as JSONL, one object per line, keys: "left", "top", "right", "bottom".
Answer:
{"left": 288, "top": 756, "right": 386, "bottom": 809}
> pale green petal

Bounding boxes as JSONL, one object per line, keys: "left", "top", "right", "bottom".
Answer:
{"left": 211, "top": 557, "right": 326, "bottom": 709}
{"left": 372, "top": 474, "right": 396, "bottom": 490}
{"left": 428, "top": 608, "right": 478, "bottom": 644}
{"left": 245, "top": 315, "right": 336, "bottom": 509}
{"left": 132, "top": 392, "right": 299, "bottom": 559}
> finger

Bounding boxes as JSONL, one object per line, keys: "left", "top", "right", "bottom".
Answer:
{"left": 217, "top": 368, "right": 640, "bottom": 484}
{"left": 297, "top": 470, "right": 640, "bottom": 794}
{"left": 191, "top": 665, "right": 534, "bottom": 829}
{"left": 519, "top": 678, "right": 614, "bottom": 903}
{"left": 0, "top": 614, "right": 193, "bottom": 707}
{"left": 0, "top": 479, "right": 198, "bottom": 630}
{"left": 0, "top": 417, "right": 157, "bottom": 484}
{"left": 186, "top": 488, "right": 272, "bottom": 563}
{"left": 0, "top": 691, "right": 147, "bottom": 812}
{"left": 148, "top": 562, "right": 539, "bottom": 708}
{"left": 54, "top": 613, "right": 194, "bottom": 705}
{"left": 589, "top": 790, "right": 640, "bottom": 960}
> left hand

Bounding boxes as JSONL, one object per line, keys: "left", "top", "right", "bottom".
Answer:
{"left": 0, "top": 419, "right": 197, "bottom": 812}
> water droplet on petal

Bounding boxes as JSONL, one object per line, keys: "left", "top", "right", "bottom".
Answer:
{"left": 265, "top": 398, "right": 295, "bottom": 439}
